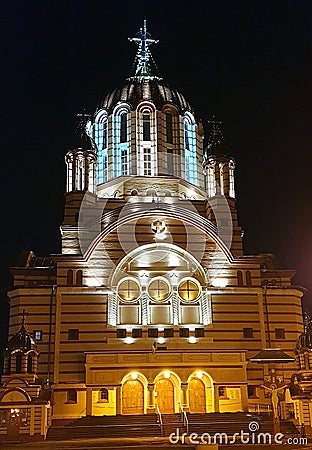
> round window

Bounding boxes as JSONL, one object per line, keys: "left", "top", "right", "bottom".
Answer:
{"left": 178, "top": 279, "right": 200, "bottom": 302}
{"left": 118, "top": 279, "right": 140, "bottom": 302}
{"left": 148, "top": 278, "right": 171, "bottom": 302}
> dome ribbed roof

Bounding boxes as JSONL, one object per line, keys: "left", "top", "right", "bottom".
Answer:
{"left": 5, "top": 315, "right": 38, "bottom": 355}
{"left": 98, "top": 78, "right": 192, "bottom": 115}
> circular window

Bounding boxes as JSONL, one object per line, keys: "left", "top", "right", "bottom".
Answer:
{"left": 118, "top": 279, "right": 140, "bottom": 302}
{"left": 178, "top": 279, "right": 200, "bottom": 302}
{"left": 148, "top": 278, "right": 171, "bottom": 302}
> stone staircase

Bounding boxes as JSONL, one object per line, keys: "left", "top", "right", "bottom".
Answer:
{"left": 162, "top": 413, "right": 186, "bottom": 436}
{"left": 47, "top": 413, "right": 162, "bottom": 441}
{"left": 46, "top": 412, "right": 301, "bottom": 443}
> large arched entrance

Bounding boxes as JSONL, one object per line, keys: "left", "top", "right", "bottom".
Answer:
{"left": 189, "top": 378, "right": 206, "bottom": 413}
{"left": 187, "top": 371, "right": 214, "bottom": 413}
{"left": 121, "top": 379, "right": 144, "bottom": 415}
{"left": 155, "top": 377, "right": 175, "bottom": 414}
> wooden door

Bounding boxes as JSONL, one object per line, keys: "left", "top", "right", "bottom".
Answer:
{"left": 189, "top": 378, "right": 206, "bottom": 413}
{"left": 156, "top": 378, "right": 175, "bottom": 414}
{"left": 122, "top": 379, "right": 144, "bottom": 415}
{"left": 7, "top": 412, "right": 20, "bottom": 438}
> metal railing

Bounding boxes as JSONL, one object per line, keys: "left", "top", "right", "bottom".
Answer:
{"left": 180, "top": 405, "right": 189, "bottom": 435}
{"left": 156, "top": 404, "right": 164, "bottom": 436}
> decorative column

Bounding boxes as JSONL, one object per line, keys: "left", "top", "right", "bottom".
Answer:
{"left": 116, "top": 385, "right": 122, "bottom": 414}
{"left": 86, "top": 388, "right": 93, "bottom": 416}
{"left": 214, "top": 385, "right": 220, "bottom": 412}
{"left": 147, "top": 383, "right": 156, "bottom": 413}
{"left": 181, "top": 383, "right": 189, "bottom": 411}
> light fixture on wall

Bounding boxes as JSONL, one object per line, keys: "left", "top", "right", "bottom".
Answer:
{"left": 124, "top": 337, "right": 135, "bottom": 344}
{"left": 188, "top": 336, "right": 197, "bottom": 344}
{"left": 158, "top": 337, "right": 166, "bottom": 344}
{"left": 164, "top": 371, "right": 171, "bottom": 379}
{"left": 131, "top": 372, "right": 138, "bottom": 380}
{"left": 196, "top": 371, "right": 203, "bottom": 379}
{"left": 211, "top": 278, "right": 228, "bottom": 288}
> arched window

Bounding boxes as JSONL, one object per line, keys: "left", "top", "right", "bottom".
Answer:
{"left": 246, "top": 271, "right": 252, "bottom": 286}
{"left": 99, "top": 388, "right": 109, "bottom": 402}
{"left": 15, "top": 354, "right": 22, "bottom": 374}
{"left": 67, "top": 270, "right": 73, "bottom": 286}
{"left": 184, "top": 113, "right": 197, "bottom": 185}
{"left": 143, "top": 113, "right": 151, "bottom": 141}
{"left": 219, "top": 163, "right": 225, "bottom": 196}
{"left": 206, "top": 162, "right": 216, "bottom": 197}
{"left": 237, "top": 270, "right": 243, "bottom": 286}
{"left": 166, "top": 113, "right": 173, "bottom": 143}
{"left": 113, "top": 105, "right": 131, "bottom": 177}
{"left": 137, "top": 104, "right": 157, "bottom": 176}
{"left": 67, "top": 389, "right": 77, "bottom": 403}
{"left": 120, "top": 112, "right": 128, "bottom": 143}
{"left": 27, "top": 355, "right": 32, "bottom": 374}
{"left": 76, "top": 270, "right": 83, "bottom": 287}
{"left": 229, "top": 161, "right": 235, "bottom": 198}
{"left": 94, "top": 110, "right": 108, "bottom": 184}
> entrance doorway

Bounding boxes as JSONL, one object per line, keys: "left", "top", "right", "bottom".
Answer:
{"left": 155, "top": 378, "right": 175, "bottom": 414}
{"left": 122, "top": 379, "right": 144, "bottom": 415}
{"left": 189, "top": 378, "right": 206, "bottom": 413}
{"left": 7, "top": 410, "right": 20, "bottom": 439}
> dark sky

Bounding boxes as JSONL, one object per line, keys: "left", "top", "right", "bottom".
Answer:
{"left": 1, "top": 0, "right": 312, "bottom": 347}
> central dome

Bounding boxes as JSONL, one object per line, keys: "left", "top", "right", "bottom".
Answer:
{"left": 99, "top": 78, "right": 192, "bottom": 115}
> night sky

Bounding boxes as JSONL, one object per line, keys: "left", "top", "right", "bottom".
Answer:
{"left": 1, "top": 0, "right": 312, "bottom": 351}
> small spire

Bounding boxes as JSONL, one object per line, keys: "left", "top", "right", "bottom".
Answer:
{"left": 206, "top": 116, "right": 226, "bottom": 154}
{"left": 129, "top": 19, "right": 159, "bottom": 78}
{"left": 74, "top": 111, "right": 97, "bottom": 152}
{"left": 22, "top": 309, "right": 26, "bottom": 327}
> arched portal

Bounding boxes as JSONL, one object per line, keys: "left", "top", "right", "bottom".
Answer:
{"left": 155, "top": 377, "right": 174, "bottom": 414}
{"left": 121, "top": 379, "right": 144, "bottom": 415}
{"left": 187, "top": 371, "right": 214, "bottom": 413}
{"left": 189, "top": 378, "right": 206, "bottom": 413}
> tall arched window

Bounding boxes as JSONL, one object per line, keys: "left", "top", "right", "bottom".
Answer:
{"left": 94, "top": 110, "right": 108, "bottom": 184}
{"left": 229, "top": 161, "right": 235, "bottom": 198}
{"left": 142, "top": 113, "right": 151, "bottom": 141}
{"left": 67, "top": 270, "right": 74, "bottom": 286}
{"left": 206, "top": 162, "right": 216, "bottom": 197}
{"left": 113, "top": 105, "right": 131, "bottom": 177}
{"left": 246, "top": 271, "right": 252, "bottom": 286}
{"left": 237, "top": 270, "right": 244, "bottom": 286}
{"left": 76, "top": 270, "right": 83, "bottom": 287}
{"left": 16, "top": 354, "right": 22, "bottom": 374}
{"left": 184, "top": 113, "right": 197, "bottom": 185}
{"left": 137, "top": 104, "right": 157, "bottom": 176}
{"left": 166, "top": 113, "right": 173, "bottom": 144}
{"left": 120, "top": 113, "right": 128, "bottom": 143}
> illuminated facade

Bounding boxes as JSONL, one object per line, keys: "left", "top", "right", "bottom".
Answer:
{"left": 0, "top": 21, "right": 307, "bottom": 441}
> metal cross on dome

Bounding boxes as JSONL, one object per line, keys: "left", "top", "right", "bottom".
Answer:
{"left": 129, "top": 19, "right": 159, "bottom": 77}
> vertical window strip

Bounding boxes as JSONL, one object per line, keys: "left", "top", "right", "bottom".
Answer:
{"left": 184, "top": 121, "right": 197, "bottom": 185}
{"left": 143, "top": 114, "right": 151, "bottom": 141}
{"left": 229, "top": 164, "right": 235, "bottom": 198}
{"left": 166, "top": 113, "right": 173, "bottom": 143}
{"left": 120, "top": 113, "right": 127, "bottom": 143}
{"left": 143, "top": 147, "right": 152, "bottom": 175}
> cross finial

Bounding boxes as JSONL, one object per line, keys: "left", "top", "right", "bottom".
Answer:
{"left": 207, "top": 116, "right": 225, "bottom": 154}
{"left": 129, "top": 19, "right": 159, "bottom": 77}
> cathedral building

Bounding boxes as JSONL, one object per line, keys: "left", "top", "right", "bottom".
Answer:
{"left": 0, "top": 21, "right": 307, "bottom": 441}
